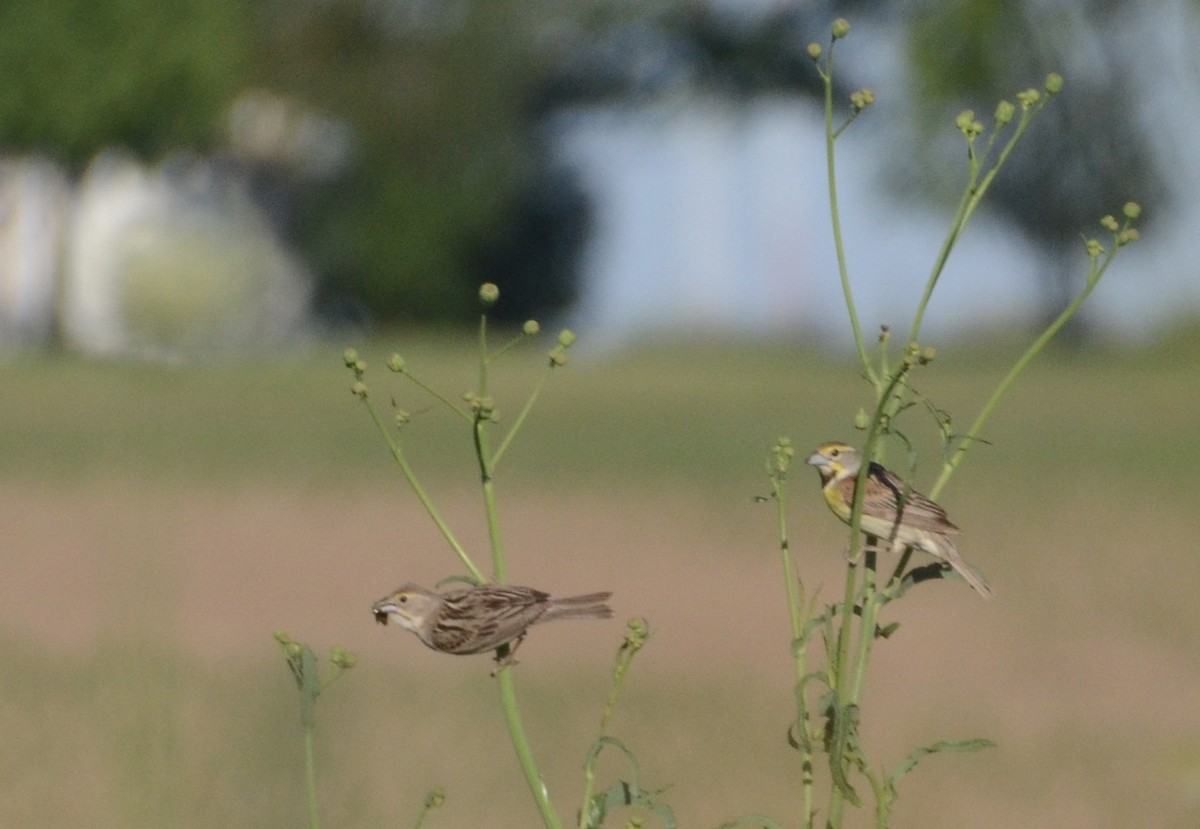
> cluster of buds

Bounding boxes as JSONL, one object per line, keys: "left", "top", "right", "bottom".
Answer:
{"left": 903, "top": 341, "right": 937, "bottom": 368}
{"left": 1088, "top": 201, "right": 1142, "bottom": 258}
{"left": 770, "top": 437, "right": 795, "bottom": 476}
{"left": 806, "top": 18, "right": 851, "bottom": 63}
{"left": 465, "top": 392, "right": 498, "bottom": 422}
{"left": 344, "top": 347, "right": 369, "bottom": 398}
{"left": 849, "top": 88, "right": 876, "bottom": 114}
{"left": 955, "top": 109, "right": 984, "bottom": 139}
{"left": 549, "top": 328, "right": 576, "bottom": 367}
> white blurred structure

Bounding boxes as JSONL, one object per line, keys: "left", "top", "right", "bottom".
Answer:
{"left": 0, "top": 158, "right": 70, "bottom": 350}
{"left": 61, "top": 152, "right": 311, "bottom": 360}
{"left": 0, "top": 150, "right": 312, "bottom": 360}
{"left": 551, "top": 95, "right": 1044, "bottom": 348}
{"left": 551, "top": 0, "right": 1200, "bottom": 349}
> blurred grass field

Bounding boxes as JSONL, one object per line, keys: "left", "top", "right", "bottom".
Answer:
{"left": 3, "top": 329, "right": 1200, "bottom": 828}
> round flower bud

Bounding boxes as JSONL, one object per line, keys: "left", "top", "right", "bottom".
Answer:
{"left": 522, "top": 319, "right": 540, "bottom": 335}
{"left": 479, "top": 283, "right": 500, "bottom": 306}
{"left": 1044, "top": 73, "right": 1064, "bottom": 94}
{"left": 807, "top": 42, "right": 823, "bottom": 59}
{"left": 1123, "top": 201, "right": 1141, "bottom": 219}
{"left": 831, "top": 18, "right": 851, "bottom": 39}
{"left": 1117, "top": 228, "right": 1140, "bottom": 246}
{"left": 330, "top": 646, "right": 358, "bottom": 669}
{"left": 351, "top": 381, "right": 368, "bottom": 398}
{"left": 386, "top": 353, "right": 405, "bottom": 372}
{"left": 557, "top": 329, "right": 577, "bottom": 348}
{"left": 353, "top": 359, "right": 367, "bottom": 374}
{"left": 1100, "top": 215, "right": 1119, "bottom": 231}
{"left": 955, "top": 110, "right": 976, "bottom": 131}
{"left": 1085, "top": 239, "right": 1104, "bottom": 258}
{"left": 342, "top": 348, "right": 359, "bottom": 367}
{"left": 994, "top": 100, "right": 1015, "bottom": 126}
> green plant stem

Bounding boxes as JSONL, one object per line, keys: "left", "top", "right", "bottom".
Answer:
{"left": 821, "top": 45, "right": 875, "bottom": 385}
{"left": 400, "top": 371, "right": 473, "bottom": 423}
{"left": 304, "top": 724, "right": 321, "bottom": 829}
{"left": 497, "top": 668, "right": 564, "bottom": 829}
{"left": 474, "top": 414, "right": 507, "bottom": 582}
{"left": 826, "top": 366, "right": 909, "bottom": 827}
{"left": 928, "top": 245, "right": 1114, "bottom": 501}
{"left": 773, "top": 472, "right": 815, "bottom": 828}
{"left": 908, "top": 106, "right": 1044, "bottom": 345}
{"left": 362, "top": 401, "right": 485, "bottom": 583}
{"left": 473, "top": 311, "right": 560, "bottom": 828}
{"left": 493, "top": 363, "right": 552, "bottom": 469}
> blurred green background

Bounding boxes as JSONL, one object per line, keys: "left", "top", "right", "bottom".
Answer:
{"left": 4, "top": 332, "right": 1200, "bottom": 828}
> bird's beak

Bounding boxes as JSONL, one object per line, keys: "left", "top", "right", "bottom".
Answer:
{"left": 805, "top": 452, "right": 826, "bottom": 467}
{"left": 372, "top": 599, "right": 397, "bottom": 625}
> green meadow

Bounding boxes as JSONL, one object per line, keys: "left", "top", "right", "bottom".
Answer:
{"left": 3, "top": 330, "right": 1200, "bottom": 828}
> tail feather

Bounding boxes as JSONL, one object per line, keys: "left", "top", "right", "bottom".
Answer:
{"left": 541, "top": 591, "right": 613, "bottom": 623}
{"left": 933, "top": 537, "right": 994, "bottom": 599}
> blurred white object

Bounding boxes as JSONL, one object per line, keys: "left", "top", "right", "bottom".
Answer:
{"left": 61, "top": 151, "right": 312, "bottom": 360}
{"left": 0, "top": 157, "right": 69, "bottom": 350}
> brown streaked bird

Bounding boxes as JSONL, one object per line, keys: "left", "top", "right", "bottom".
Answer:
{"left": 372, "top": 583, "right": 613, "bottom": 660}
{"left": 806, "top": 441, "right": 993, "bottom": 599}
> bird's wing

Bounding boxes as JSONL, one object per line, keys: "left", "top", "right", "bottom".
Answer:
{"left": 433, "top": 586, "right": 548, "bottom": 654}
{"left": 861, "top": 462, "right": 960, "bottom": 534}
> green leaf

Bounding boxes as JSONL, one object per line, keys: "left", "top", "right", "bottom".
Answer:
{"left": 889, "top": 738, "right": 996, "bottom": 793}
{"left": 716, "top": 815, "right": 786, "bottom": 829}
{"left": 827, "top": 702, "right": 862, "bottom": 806}
{"left": 585, "top": 780, "right": 676, "bottom": 829}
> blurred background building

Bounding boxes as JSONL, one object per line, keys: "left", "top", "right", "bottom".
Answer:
{"left": 0, "top": 0, "right": 1196, "bottom": 358}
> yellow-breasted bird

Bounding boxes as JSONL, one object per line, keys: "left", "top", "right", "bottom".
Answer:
{"left": 806, "top": 441, "right": 993, "bottom": 599}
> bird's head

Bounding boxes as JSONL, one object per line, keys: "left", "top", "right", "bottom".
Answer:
{"left": 372, "top": 583, "right": 440, "bottom": 633}
{"left": 806, "top": 441, "right": 862, "bottom": 482}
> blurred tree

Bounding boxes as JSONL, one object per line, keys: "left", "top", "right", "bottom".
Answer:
{"left": 905, "top": 0, "right": 1164, "bottom": 337}
{"left": 0, "top": 0, "right": 252, "bottom": 164}
{"left": 251, "top": 0, "right": 585, "bottom": 324}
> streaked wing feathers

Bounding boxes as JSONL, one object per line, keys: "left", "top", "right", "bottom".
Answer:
{"left": 835, "top": 462, "right": 960, "bottom": 535}
{"left": 431, "top": 586, "right": 548, "bottom": 654}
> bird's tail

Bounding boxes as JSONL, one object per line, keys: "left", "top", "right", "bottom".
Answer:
{"left": 542, "top": 592, "right": 614, "bottom": 622}
{"left": 930, "top": 536, "right": 994, "bottom": 599}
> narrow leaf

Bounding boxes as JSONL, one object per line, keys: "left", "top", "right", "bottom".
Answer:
{"left": 890, "top": 738, "right": 996, "bottom": 791}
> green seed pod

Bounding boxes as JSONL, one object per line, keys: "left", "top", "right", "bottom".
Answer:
{"left": 386, "top": 353, "right": 405, "bottom": 372}
{"left": 831, "top": 18, "right": 850, "bottom": 39}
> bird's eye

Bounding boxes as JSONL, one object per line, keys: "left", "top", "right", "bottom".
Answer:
{"left": 830, "top": 448, "right": 840, "bottom": 457}
{"left": 398, "top": 594, "right": 408, "bottom": 604}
